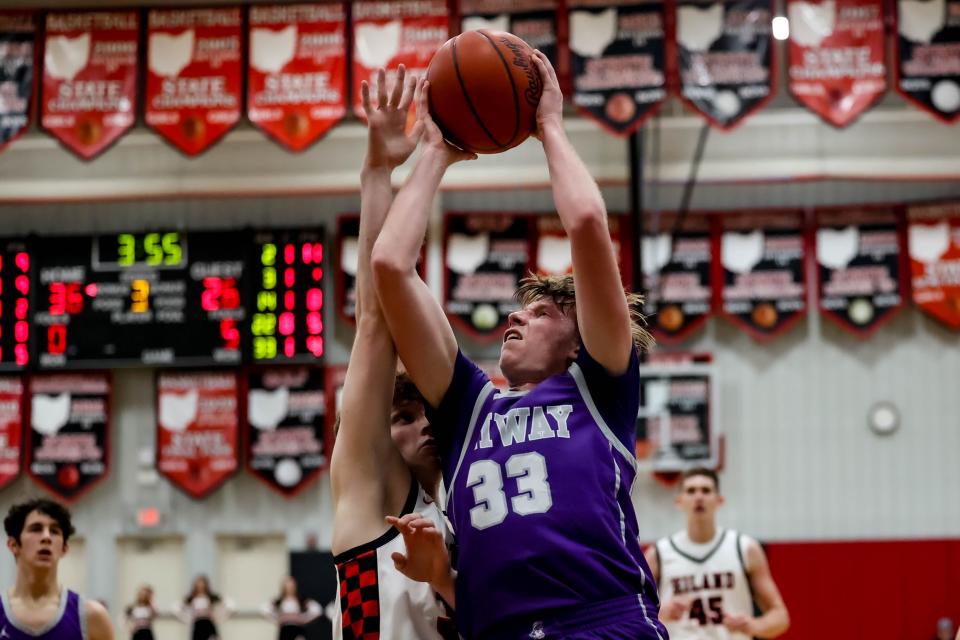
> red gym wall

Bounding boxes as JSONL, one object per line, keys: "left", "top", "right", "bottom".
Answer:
{"left": 765, "top": 539, "right": 960, "bottom": 640}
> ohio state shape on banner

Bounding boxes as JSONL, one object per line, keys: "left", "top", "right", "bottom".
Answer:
{"left": 351, "top": 0, "right": 448, "bottom": 118}
{"left": 444, "top": 212, "right": 533, "bottom": 342}
{"left": 534, "top": 215, "right": 632, "bottom": 288}
{"left": 42, "top": 11, "right": 138, "bottom": 160}
{"left": 0, "top": 12, "right": 35, "bottom": 153}
{"left": 247, "top": 3, "right": 347, "bottom": 152}
{"left": 642, "top": 213, "right": 714, "bottom": 344}
{"left": 787, "top": 0, "right": 886, "bottom": 127}
{"left": 815, "top": 207, "right": 907, "bottom": 337}
{"left": 715, "top": 211, "right": 807, "bottom": 340}
{"left": 0, "top": 377, "right": 23, "bottom": 490}
{"left": 246, "top": 367, "right": 327, "bottom": 497}
{"left": 156, "top": 370, "right": 239, "bottom": 499}
{"left": 895, "top": 0, "right": 960, "bottom": 123}
{"left": 460, "top": 0, "right": 560, "bottom": 67}
{"left": 569, "top": 0, "right": 667, "bottom": 136}
{"left": 28, "top": 373, "right": 111, "bottom": 502}
{"left": 908, "top": 202, "right": 960, "bottom": 329}
{"left": 146, "top": 8, "right": 243, "bottom": 155}
{"left": 675, "top": 0, "right": 775, "bottom": 128}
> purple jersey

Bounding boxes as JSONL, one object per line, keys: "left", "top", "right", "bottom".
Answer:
{"left": 0, "top": 590, "right": 85, "bottom": 640}
{"left": 428, "top": 347, "right": 665, "bottom": 639}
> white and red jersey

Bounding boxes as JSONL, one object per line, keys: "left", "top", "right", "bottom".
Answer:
{"left": 655, "top": 529, "right": 755, "bottom": 640}
{"left": 333, "top": 480, "right": 454, "bottom": 640}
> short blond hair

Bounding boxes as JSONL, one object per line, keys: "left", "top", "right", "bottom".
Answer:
{"left": 515, "top": 273, "right": 654, "bottom": 354}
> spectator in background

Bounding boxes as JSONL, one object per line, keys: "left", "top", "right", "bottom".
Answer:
{"left": 934, "top": 616, "right": 956, "bottom": 640}
{"left": 261, "top": 576, "right": 321, "bottom": 640}
{"left": 125, "top": 585, "right": 156, "bottom": 640}
{"left": 178, "top": 575, "right": 230, "bottom": 640}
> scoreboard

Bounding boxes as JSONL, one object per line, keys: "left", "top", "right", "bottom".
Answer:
{"left": 22, "top": 228, "right": 325, "bottom": 369}
{"left": 0, "top": 239, "right": 31, "bottom": 371}
{"left": 249, "top": 229, "right": 325, "bottom": 364}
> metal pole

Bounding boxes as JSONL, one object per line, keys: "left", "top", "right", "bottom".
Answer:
{"left": 629, "top": 129, "right": 644, "bottom": 298}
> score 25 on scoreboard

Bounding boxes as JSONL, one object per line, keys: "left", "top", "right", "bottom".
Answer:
{"left": 27, "top": 228, "right": 325, "bottom": 369}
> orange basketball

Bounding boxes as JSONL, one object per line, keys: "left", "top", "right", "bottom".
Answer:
{"left": 426, "top": 30, "right": 542, "bottom": 154}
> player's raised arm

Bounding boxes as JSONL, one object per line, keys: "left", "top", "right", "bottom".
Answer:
{"left": 531, "top": 51, "right": 637, "bottom": 374}
{"left": 371, "top": 79, "right": 476, "bottom": 408}
{"left": 330, "top": 66, "right": 422, "bottom": 550}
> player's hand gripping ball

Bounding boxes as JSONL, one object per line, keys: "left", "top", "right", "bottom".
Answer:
{"left": 426, "top": 30, "right": 543, "bottom": 154}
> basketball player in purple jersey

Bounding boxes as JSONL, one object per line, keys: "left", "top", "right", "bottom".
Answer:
{"left": 2, "top": 499, "right": 113, "bottom": 640}
{"left": 372, "top": 52, "right": 666, "bottom": 639}
{"left": 329, "top": 65, "right": 457, "bottom": 639}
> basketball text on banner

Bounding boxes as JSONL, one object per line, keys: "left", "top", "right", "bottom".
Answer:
{"left": 895, "top": 0, "right": 960, "bottom": 123}
{"left": 0, "top": 376, "right": 23, "bottom": 490}
{"left": 156, "top": 370, "right": 240, "bottom": 499}
{"left": 145, "top": 7, "right": 243, "bottom": 156}
{"left": 351, "top": 0, "right": 448, "bottom": 119}
{"left": 27, "top": 372, "right": 111, "bottom": 502}
{"left": 908, "top": 202, "right": 960, "bottom": 329}
{"left": 42, "top": 11, "right": 138, "bottom": 159}
{"left": 246, "top": 367, "right": 327, "bottom": 497}
{"left": 674, "top": 0, "right": 774, "bottom": 129}
{"left": 714, "top": 211, "right": 807, "bottom": 340}
{"left": 787, "top": 0, "right": 886, "bottom": 127}
{"left": 443, "top": 212, "right": 534, "bottom": 342}
{"left": 642, "top": 213, "right": 714, "bottom": 344}
{"left": 0, "top": 12, "right": 35, "bottom": 152}
{"left": 247, "top": 3, "right": 347, "bottom": 152}
{"left": 815, "top": 207, "right": 908, "bottom": 337}
{"left": 568, "top": 0, "right": 667, "bottom": 136}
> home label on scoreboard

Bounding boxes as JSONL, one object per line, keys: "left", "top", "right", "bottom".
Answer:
{"left": 33, "top": 231, "right": 247, "bottom": 368}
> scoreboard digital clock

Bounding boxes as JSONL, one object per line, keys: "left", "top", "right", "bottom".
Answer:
{"left": 34, "top": 231, "right": 248, "bottom": 369}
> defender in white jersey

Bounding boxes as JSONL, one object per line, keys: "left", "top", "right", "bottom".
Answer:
{"left": 645, "top": 468, "right": 790, "bottom": 640}
{"left": 329, "top": 66, "right": 455, "bottom": 640}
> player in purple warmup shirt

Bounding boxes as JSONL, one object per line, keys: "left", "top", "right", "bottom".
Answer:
{"left": 1, "top": 499, "right": 113, "bottom": 640}
{"left": 372, "top": 52, "right": 667, "bottom": 640}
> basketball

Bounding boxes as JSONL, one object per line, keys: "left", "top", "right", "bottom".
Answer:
{"left": 426, "top": 30, "right": 543, "bottom": 154}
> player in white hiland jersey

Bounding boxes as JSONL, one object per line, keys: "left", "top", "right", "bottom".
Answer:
{"left": 329, "top": 65, "right": 455, "bottom": 640}
{"left": 644, "top": 468, "right": 790, "bottom": 639}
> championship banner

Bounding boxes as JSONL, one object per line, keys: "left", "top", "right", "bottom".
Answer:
{"left": 636, "top": 355, "right": 718, "bottom": 472}
{"left": 569, "top": 0, "right": 667, "bottom": 136}
{"left": 460, "top": 0, "right": 559, "bottom": 66}
{"left": 146, "top": 8, "right": 243, "bottom": 156}
{"left": 444, "top": 212, "right": 533, "bottom": 341}
{"left": 815, "top": 207, "right": 907, "bottom": 337}
{"left": 247, "top": 3, "right": 347, "bottom": 152}
{"left": 42, "top": 11, "right": 138, "bottom": 160}
{"left": 156, "top": 370, "right": 239, "bottom": 499}
{"left": 715, "top": 212, "right": 807, "bottom": 340}
{"left": 787, "top": 0, "right": 886, "bottom": 127}
{"left": 0, "top": 376, "right": 23, "bottom": 490}
{"left": 642, "top": 213, "right": 714, "bottom": 343}
{"left": 0, "top": 12, "right": 35, "bottom": 152}
{"left": 336, "top": 214, "right": 427, "bottom": 326}
{"left": 246, "top": 367, "right": 327, "bottom": 497}
{"left": 895, "top": 0, "right": 960, "bottom": 122}
{"left": 352, "top": 0, "right": 448, "bottom": 118}
{"left": 908, "top": 202, "right": 960, "bottom": 329}
{"left": 674, "top": 0, "right": 774, "bottom": 129}
{"left": 27, "top": 372, "right": 111, "bottom": 502}
{"left": 534, "top": 215, "right": 632, "bottom": 288}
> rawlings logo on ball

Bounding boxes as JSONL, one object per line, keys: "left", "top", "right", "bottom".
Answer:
{"left": 500, "top": 37, "right": 542, "bottom": 108}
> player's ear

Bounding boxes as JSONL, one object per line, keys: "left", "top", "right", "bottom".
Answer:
{"left": 716, "top": 494, "right": 725, "bottom": 508}
{"left": 7, "top": 536, "right": 20, "bottom": 556}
